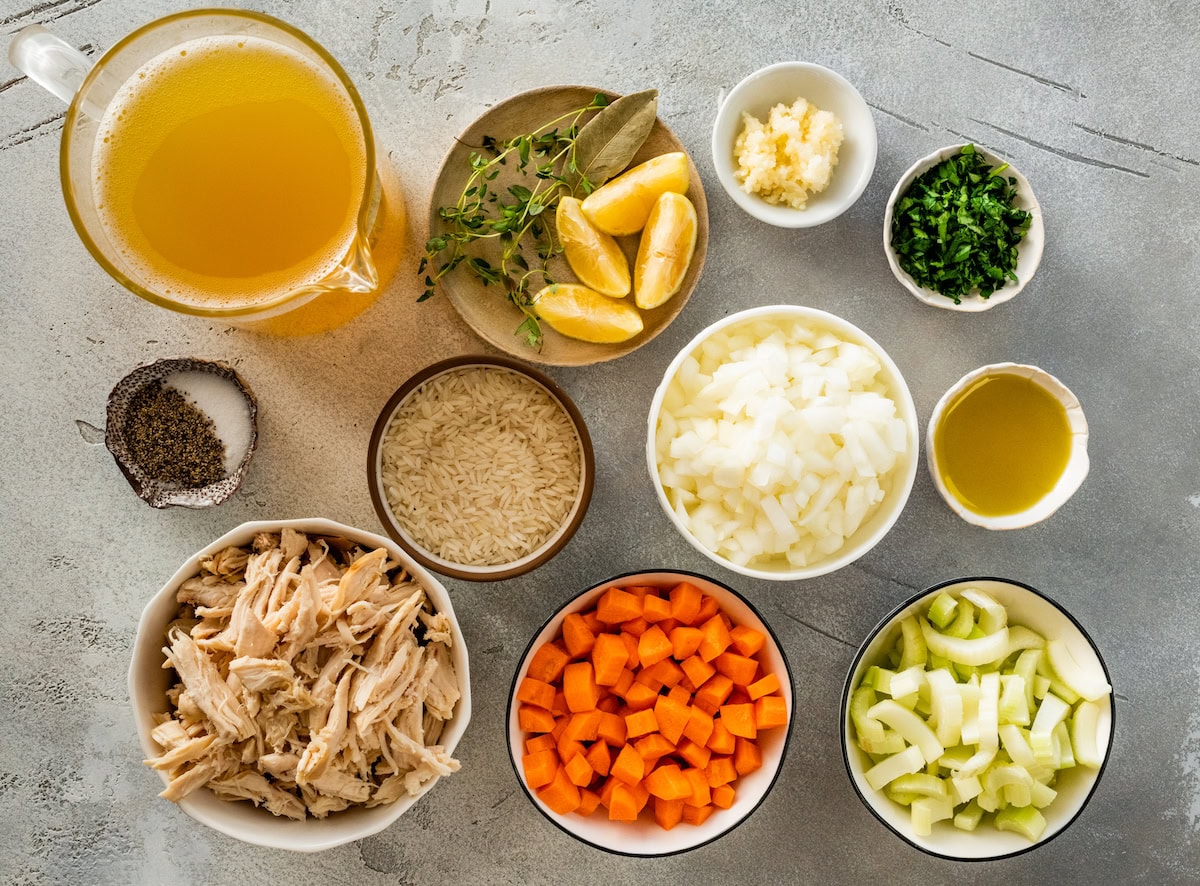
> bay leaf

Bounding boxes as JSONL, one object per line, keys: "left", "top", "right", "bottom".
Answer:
{"left": 567, "top": 88, "right": 659, "bottom": 190}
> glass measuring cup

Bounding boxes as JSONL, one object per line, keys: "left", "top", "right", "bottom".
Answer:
{"left": 9, "top": 9, "right": 404, "bottom": 335}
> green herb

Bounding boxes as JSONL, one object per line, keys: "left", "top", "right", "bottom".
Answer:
{"left": 419, "top": 89, "right": 658, "bottom": 348}
{"left": 890, "top": 144, "right": 1032, "bottom": 304}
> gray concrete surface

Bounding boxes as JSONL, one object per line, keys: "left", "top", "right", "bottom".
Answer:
{"left": 2, "top": 0, "right": 1198, "bottom": 883}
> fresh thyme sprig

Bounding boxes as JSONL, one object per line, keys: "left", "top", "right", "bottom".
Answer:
{"left": 419, "top": 95, "right": 610, "bottom": 348}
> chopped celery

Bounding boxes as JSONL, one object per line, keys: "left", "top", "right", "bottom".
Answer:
{"left": 927, "top": 668, "right": 963, "bottom": 747}
{"left": 998, "top": 674, "right": 1030, "bottom": 726}
{"left": 1013, "top": 649, "right": 1041, "bottom": 713}
{"left": 1030, "top": 693, "right": 1071, "bottom": 763}
{"left": 859, "top": 728, "right": 908, "bottom": 756}
{"left": 937, "top": 746, "right": 973, "bottom": 771}
{"left": 864, "top": 665, "right": 895, "bottom": 694}
{"left": 921, "top": 619, "right": 1011, "bottom": 667}
{"left": 1070, "top": 700, "right": 1104, "bottom": 768}
{"left": 889, "top": 664, "right": 927, "bottom": 700}
{"left": 956, "top": 746, "right": 997, "bottom": 779}
{"left": 961, "top": 588, "right": 1007, "bottom": 634}
{"left": 950, "top": 774, "right": 983, "bottom": 804}
{"left": 1029, "top": 781, "right": 1058, "bottom": 809}
{"left": 911, "top": 796, "right": 954, "bottom": 836}
{"left": 977, "top": 672, "right": 1000, "bottom": 753}
{"left": 998, "top": 724, "right": 1037, "bottom": 769}
{"left": 985, "top": 764, "right": 1034, "bottom": 808}
{"left": 1032, "top": 674, "right": 1051, "bottom": 699}
{"left": 865, "top": 745, "right": 926, "bottom": 791}
{"left": 959, "top": 677, "right": 981, "bottom": 746}
{"left": 867, "top": 699, "right": 944, "bottom": 763}
{"left": 1005, "top": 625, "right": 1045, "bottom": 658}
{"left": 890, "top": 773, "right": 949, "bottom": 799}
{"left": 885, "top": 788, "right": 921, "bottom": 805}
{"left": 851, "top": 686, "right": 885, "bottom": 745}
{"left": 954, "top": 799, "right": 984, "bottom": 831}
{"left": 927, "top": 592, "right": 959, "bottom": 628}
{"left": 899, "top": 616, "right": 927, "bottom": 670}
{"left": 994, "top": 805, "right": 1047, "bottom": 841}
{"left": 1046, "top": 638, "right": 1112, "bottom": 703}
{"left": 944, "top": 599, "right": 976, "bottom": 639}
{"left": 1052, "top": 721, "right": 1076, "bottom": 769}
{"left": 928, "top": 653, "right": 952, "bottom": 671}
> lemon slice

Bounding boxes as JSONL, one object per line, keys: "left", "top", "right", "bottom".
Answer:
{"left": 555, "top": 197, "right": 631, "bottom": 297}
{"left": 581, "top": 151, "right": 689, "bottom": 236}
{"left": 533, "top": 283, "right": 644, "bottom": 343}
{"left": 634, "top": 192, "right": 697, "bottom": 310}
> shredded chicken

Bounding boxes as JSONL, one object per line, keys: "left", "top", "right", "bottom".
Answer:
{"left": 144, "top": 531, "right": 462, "bottom": 819}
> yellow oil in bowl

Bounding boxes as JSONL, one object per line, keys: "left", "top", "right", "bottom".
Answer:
{"left": 933, "top": 372, "right": 1071, "bottom": 517}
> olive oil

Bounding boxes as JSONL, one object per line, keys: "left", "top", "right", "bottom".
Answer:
{"left": 934, "top": 373, "right": 1071, "bottom": 517}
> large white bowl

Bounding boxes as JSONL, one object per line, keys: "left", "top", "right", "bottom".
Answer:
{"left": 840, "top": 577, "right": 1114, "bottom": 860}
{"left": 506, "top": 570, "right": 793, "bottom": 856}
{"left": 884, "top": 144, "right": 1044, "bottom": 311}
{"left": 712, "top": 61, "right": 877, "bottom": 228}
{"left": 128, "top": 517, "right": 472, "bottom": 852}
{"left": 646, "top": 305, "right": 919, "bottom": 581}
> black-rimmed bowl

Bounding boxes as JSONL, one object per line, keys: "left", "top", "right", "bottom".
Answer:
{"left": 506, "top": 569, "right": 793, "bottom": 856}
{"left": 367, "top": 355, "right": 595, "bottom": 582}
{"left": 840, "top": 577, "right": 1114, "bottom": 861}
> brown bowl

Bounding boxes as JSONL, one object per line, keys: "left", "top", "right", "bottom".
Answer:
{"left": 367, "top": 355, "right": 595, "bottom": 581}
{"left": 427, "top": 85, "right": 708, "bottom": 366}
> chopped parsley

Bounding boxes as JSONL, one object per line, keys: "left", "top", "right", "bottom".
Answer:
{"left": 890, "top": 144, "right": 1033, "bottom": 304}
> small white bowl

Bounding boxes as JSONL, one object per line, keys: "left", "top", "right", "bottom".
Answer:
{"left": 927, "top": 363, "right": 1089, "bottom": 529}
{"left": 884, "top": 144, "right": 1044, "bottom": 311}
{"left": 841, "top": 577, "right": 1115, "bottom": 860}
{"left": 712, "top": 62, "right": 877, "bottom": 227}
{"left": 647, "top": 305, "right": 919, "bottom": 581}
{"left": 506, "top": 570, "right": 793, "bottom": 856}
{"left": 129, "top": 518, "right": 472, "bottom": 852}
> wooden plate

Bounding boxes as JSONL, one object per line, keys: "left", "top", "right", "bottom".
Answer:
{"left": 427, "top": 85, "right": 708, "bottom": 366}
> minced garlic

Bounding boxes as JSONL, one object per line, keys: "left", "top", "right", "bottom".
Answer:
{"left": 733, "top": 98, "right": 844, "bottom": 209}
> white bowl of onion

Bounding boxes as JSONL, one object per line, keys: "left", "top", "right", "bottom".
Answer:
{"left": 646, "top": 305, "right": 918, "bottom": 580}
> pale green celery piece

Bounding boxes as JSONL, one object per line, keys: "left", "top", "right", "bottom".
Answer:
{"left": 954, "top": 799, "right": 984, "bottom": 831}
{"left": 1052, "top": 721, "right": 1076, "bottom": 769}
{"left": 885, "top": 788, "right": 921, "bottom": 805}
{"left": 967, "top": 625, "right": 987, "bottom": 640}
{"left": 868, "top": 699, "right": 945, "bottom": 763}
{"left": 977, "top": 672, "right": 1001, "bottom": 753}
{"left": 998, "top": 675, "right": 1031, "bottom": 726}
{"left": 893, "top": 692, "right": 919, "bottom": 711}
{"left": 899, "top": 616, "right": 927, "bottom": 670}
{"left": 865, "top": 744, "right": 926, "bottom": 791}
{"left": 1031, "top": 693, "right": 1071, "bottom": 762}
{"left": 953, "top": 661, "right": 979, "bottom": 682}
{"left": 1046, "top": 638, "right": 1111, "bottom": 703}
{"left": 927, "top": 668, "right": 963, "bottom": 748}
{"left": 1014, "top": 649, "right": 1042, "bottom": 714}
{"left": 1033, "top": 674, "right": 1052, "bottom": 699}
{"left": 887, "top": 643, "right": 902, "bottom": 669}
{"left": 1030, "top": 780, "right": 1058, "bottom": 808}
{"left": 945, "top": 599, "right": 976, "bottom": 639}
{"left": 864, "top": 665, "right": 895, "bottom": 694}
{"left": 859, "top": 729, "right": 908, "bottom": 756}
{"left": 1005, "top": 625, "right": 1045, "bottom": 658}
{"left": 889, "top": 665, "right": 927, "bottom": 700}
{"left": 1071, "top": 700, "right": 1104, "bottom": 767}
{"left": 976, "top": 788, "right": 1001, "bottom": 813}
{"left": 961, "top": 588, "right": 1007, "bottom": 634}
{"left": 890, "top": 773, "right": 949, "bottom": 799}
{"left": 957, "top": 746, "right": 997, "bottom": 779}
{"left": 1048, "top": 677, "right": 1081, "bottom": 706}
{"left": 951, "top": 773, "right": 983, "bottom": 804}
{"left": 1002, "top": 781, "right": 1033, "bottom": 808}
{"left": 928, "top": 653, "right": 952, "bottom": 671}
{"left": 959, "top": 678, "right": 981, "bottom": 746}
{"left": 851, "top": 686, "right": 884, "bottom": 744}
{"left": 998, "top": 724, "right": 1037, "bottom": 769}
{"left": 914, "top": 696, "right": 932, "bottom": 718}
{"left": 927, "top": 592, "right": 959, "bottom": 629}
{"left": 938, "top": 746, "right": 973, "bottom": 771}
{"left": 994, "top": 805, "right": 1047, "bottom": 841}
{"left": 910, "top": 796, "right": 954, "bottom": 836}
{"left": 921, "top": 619, "right": 1010, "bottom": 667}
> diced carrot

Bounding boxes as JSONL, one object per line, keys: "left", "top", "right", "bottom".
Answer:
{"left": 644, "top": 763, "right": 692, "bottom": 801}
{"left": 597, "top": 711, "right": 627, "bottom": 746}
{"left": 556, "top": 736, "right": 586, "bottom": 764}
{"left": 638, "top": 657, "right": 685, "bottom": 689}
{"left": 747, "top": 672, "right": 782, "bottom": 700}
{"left": 525, "top": 733, "right": 557, "bottom": 753}
{"left": 730, "top": 624, "right": 766, "bottom": 657}
{"left": 654, "top": 796, "right": 685, "bottom": 830}
{"left": 629, "top": 779, "right": 651, "bottom": 813}
{"left": 654, "top": 694, "right": 691, "bottom": 745}
{"left": 754, "top": 695, "right": 788, "bottom": 731}
{"left": 565, "top": 752, "right": 594, "bottom": 787}
{"left": 518, "top": 704, "right": 556, "bottom": 733}
{"left": 591, "top": 632, "right": 629, "bottom": 686}
{"left": 625, "top": 707, "right": 659, "bottom": 739}
{"left": 712, "top": 783, "right": 735, "bottom": 809}
{"left": 642, "top": 594, "right": 672, "bottom": 623}
{"left": 733, "top": 736, "right": 763, "bottom": 776}
{"left": 563, "top": 709, "right": 602, "bottom": 743}
{"left": 669, "top": 582, "right": 703, "bottom": 624}
{"left": 611, "top": 744, "right": 645, "bottom": 786}
{"left": 634, "top": 733, "right": 677, "bottom": 765}
{"left": 669, "top": 626, "right": 704, "bottom": 660}
{"left": 537, "top": 765, "right": 582, "bottom": 815}
{"left": 522, "top": 749, "right": 559, "bottom": 789}
{"left": 676, "top": 737, "right": 712, "bottom": 770}
{"left": 698, "top": 614, "right": 733, "bottom": 662}
{"left": 623, "top": 682, "right": 658, "bottom": 712}
{"left": 683, "top": 767, "right": 711, "bottom": 807}
{"left": 581, "top": 610, "right": 604, "bottom": 634}
{"left": 528, "top": 641, "right": 570, "bottom": 684}
{"left": 719, "top": 703, "right": 757, "bottom": 739}
{"left": 727, "top": 688, "right": 752, "bottom": 706}
{"left": 680, "top": 654, "right": 716, "bottom": 689}
{"left": 657, "top": 618, "right": 681, "bottom": 636}
{"left": 705, "top": 755, "right": 737, "bottom": 787}
{"left": 597, "top": 694, "right": 620, "bottom": 714}
{"left": 666, "top": 684, "right": 692, "bottom": 707}
{"left": 714, "top": 651, "right": 759, "bottom": 687}
{"left": 598, "top": 775, "right": 617, "bottom": 809}
{"left": 611, "top": 667, "right": 635, "bottom": 699}
{"left": 693, "top": 674, "right": 734, "bottom": 714}
{"left": 562, "top": 612, "right": 596, "bottom": 658}
{"left": 683, "top": 706, "right": 714, "bottom": 746}
{"left": 681, "top": 803, "right": 715, "bottom": 825}
{"left": 517, "top": 676, "right": 556, "bottom": 710}
{"left": 694, "top": 594, "right": 721, "bottom": 624}
{"left": 619, "top": 631, "right": 641, "bottom": 669}
{"left": 563, "top": 661, "right": 601, "bottom": 712}
{"left": 637, "top": 625, "right": 674, "bottom": 668}
{"left": 586, "top": 740, "right": 612, "bottom": 778}
{"left": 578, "top": 787, "right": 602, "bottom": 816}
{"left": 622, "top": 616, "right": 649, "bottom": 638}
{"left": 607, "top": 782, "right": 640, "bottom": 821}
{"left": 707, "top": 719, "right": 736, "bottom": 755}
{"left": 550, "top": 714, "right": 568, "bottom": 741}
{"left": 596, "top": 587, "right": 643, "bottom": 624}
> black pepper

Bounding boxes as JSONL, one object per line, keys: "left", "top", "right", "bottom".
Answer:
{"left": 122, "top": 381, "right": 226, "bottom": 488}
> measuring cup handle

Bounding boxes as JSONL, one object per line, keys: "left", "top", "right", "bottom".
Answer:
{"left": 9, "top": 24, "right": 93, "bottom": 105}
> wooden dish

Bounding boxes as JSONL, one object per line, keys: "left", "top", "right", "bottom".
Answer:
{"left": 427, "top": 85, "right": 708, "bottom": 366}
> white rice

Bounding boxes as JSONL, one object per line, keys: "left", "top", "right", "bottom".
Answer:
{"left": 380, "top": 366, "right": 583, "bottom": 567}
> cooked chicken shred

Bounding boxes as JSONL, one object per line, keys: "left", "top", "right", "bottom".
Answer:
{"left": 144, "top": 532, "right": 462, "bottom": 819}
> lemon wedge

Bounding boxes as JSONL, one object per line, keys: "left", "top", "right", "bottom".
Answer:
{"left": 555, "top": 197, "right": 631, "bottom": 297}
{"left": 532, "top": 283, "right": 644, "bottom": 343}
{"left": 634, "top": 191, "right": 697, "bottom": 310}
{"left": 581, "top": 151, "right": 689, "bottom": 236}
